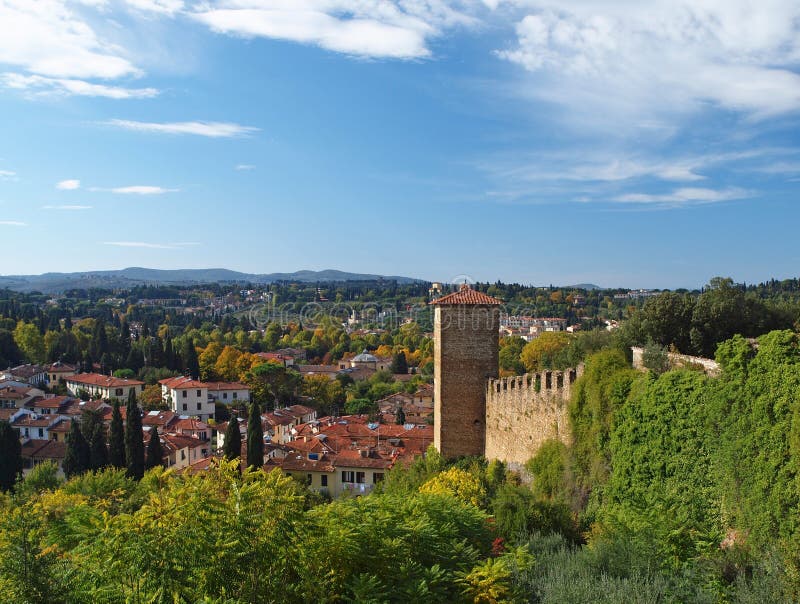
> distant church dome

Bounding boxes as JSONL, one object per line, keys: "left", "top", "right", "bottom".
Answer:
{"left": 352, "top": 349, "right": 379, "bottom": 363}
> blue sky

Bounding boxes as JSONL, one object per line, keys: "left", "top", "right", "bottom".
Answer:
{"left": 0, "top": 0, "right": 798, "bottom": 289}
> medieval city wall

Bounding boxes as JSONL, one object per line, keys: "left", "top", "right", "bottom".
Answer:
{"left": 484, "top": 365, "right": 584, "bottom": 466}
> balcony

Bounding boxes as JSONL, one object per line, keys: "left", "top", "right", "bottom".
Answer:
{"left": 341, "top": 482, "right": 374, "bottom": 495}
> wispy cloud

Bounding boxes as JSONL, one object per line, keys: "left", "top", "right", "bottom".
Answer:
{"left": 105, "top": 119, "right": 259, "bottom": 138}
{"left": 42, "top": 205, "right": 92, "bottom": 210}
{"left": 2, "top": 73, "right": 159, "bottom": 99}
{"left": 125, "top": 0, "right": 184, "bottom": 16}
{"left": 103, "top": 241, "right": 197, "bottom": 249}
{"left": 235, "top": 164, "right": 255, "bottom": 171}
{"left": 612, "top": 187, "right": 750, "bottom": 207}
{"left": 497, "top": 2, "right": 800, "bottom": 124}
{"left": 190, "top": 1, "right": 479, "bottom": 60}
{"left": 0, "top": 220, "right": 27, "bottom": 226}
{"left": 56, "top": 179, "right": 81, "bottom": 190}
{"left": 109, "top": 185, "right": 177, "bottom": 195}
{"left": 0, "top": 170, "right": 16, "bottom": 180}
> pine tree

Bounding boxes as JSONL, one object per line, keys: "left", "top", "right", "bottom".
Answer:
{"left": 124, "top": 389, "right": 144, "bottom": 480}
{"left": 145, "top": 427, "right": 163, "bottom": 470}
{"left": 223, "top": 416, "right": 242, "bottom": 460}
{"left": 0, "top": 421, "right": 22, "bottom": 491}
{"left": 246, "top": 401, "right": 264, "bottom": 469}
{"left": 109, "top": 399, "right": 126, "bottom": 469}
{"left": 63, "top": 422, "right": 90, "bottom": 477}
{"left": 395, "top": 405, "right": 406, "bottom": 425}
{"left": 182, "top": 339, "right": 200, "bottom": 380}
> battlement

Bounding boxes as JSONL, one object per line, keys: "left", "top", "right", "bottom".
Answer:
{"left": 484, "top": 365, "right": 584, "bottom": 465}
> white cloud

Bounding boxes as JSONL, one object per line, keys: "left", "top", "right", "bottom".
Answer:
{"left": 498, "top": 1, "right": 800, "bottom": 120}
{"left": 235, "top": 164, "right": 255, "bottom": 170}
{"left": 0, "top": 220, "right": 26, "bottom": 226}
{"left": 105, "top": 119, "right": 259, "bottom": 137}
{"left": 102, "top": 240, "right": 197, "bottom": 249}
{"left": 612, "top": 187, "right": 749, "bottom": 206}
{"left": 56, "top": 179, "right": 81, "bottom": 190}
{"left": 2, "top": 73, "right": 159, "bottom": 99}
{"left": 42, "top": 204, "right": 92, "bottom": 210}
{"left": 106, "top": 185, "right": 178, "bottom": 194}
{"left": 103, "top": 241, "right": 175, "bottom": 249}
{"left": 0, "top": 170, "right": 16, "bottom": 179}
{"left": 0, "top": 0, "right": 140, "bottom": 79}
{"left": 125, "top": 0, "right": 184, "bottom": 16}
{"left": 190, "top": 1, "right": 478, "bottom": 59}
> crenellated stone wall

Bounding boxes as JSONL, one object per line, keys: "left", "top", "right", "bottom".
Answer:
{"left": 484, "top": 365, "right": 584, "bottom": 465}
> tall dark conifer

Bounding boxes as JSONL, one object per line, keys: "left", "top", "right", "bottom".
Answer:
{"left": 246, "top": 402, "right": 264, "bottom": 470}
{"left": 145, "top": 427, "right": 164, "bottom": 470}
{"left": 63, "top": 422, "right": 90, "bottom": 477}
{"left": 109, "top": 399, "right": 126, "bottom": 469}
{"left": 182, "top": 339, "right": 200, "bottom": 380}
{"left": 83, "top": 410, "right": 108, "bottom": 470}
{"left": 124, "top": 390, "right": 144, "bottom": 480}
{"left": 396, "top": 405, "right": 406, "bottom": 425}
{"left": 0, "top": 421, "right": 21, "bottom": 491}
{"left": 223, "top": 416, "right": 242, "bottom": 461}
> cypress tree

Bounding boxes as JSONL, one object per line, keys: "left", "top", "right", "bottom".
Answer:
{"left": 63, "top": 422, "right": 90, "bottom": 477}
{"left": 109, "top": 399, "right": 126, "bottom": 469}
{"left": 83, "top": 409, "right": 108, "bottom": 470}
{"left": 124, "top": 389, "right": 145, "bottom": 480}
{"left": 0, "top": 421, "right": 22, "bottom": 491}
{"left": 390, "top": 352, "right": 408, "bottom": 375}
{"left": 182, "top": 339, "right": 200, "bottom": 380}
{"left": 246, "top": 401, "right": 264, "bottom": 470}
{"left": 89, "top": 427, "right": 109, "bottom": 470}
{"left": 223, "top": 416, "right": 242, "bottom": 460}
{"left": 145, "top": 427, "right": 163, "bottom": 470}
{"left": 396, "top": 405, "right": 406, "bottom": 425}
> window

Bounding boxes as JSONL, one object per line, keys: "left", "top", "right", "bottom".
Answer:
{"left": 196, "top": 390, "right": 201, "bottom": 397}
{"left": 182, "top": 403, "right": 188, "bottom": 411}
{"left": 197, "top": 403, "right": 202, "bottom": 411}
{"left": 115, "top": 388, "right": 123, "bottom": 397}
{"left": 181, "top": 450, "right": 186, "bottom": 460}
{"left": 373, "top": 473, "right": 384, "bottom": 484}
{"left": 223, "top": 392, "right": 228, "bottom": 400}
{"left": 306, "top": 474, "right": 312, "bottom": 485}
{"left": 38, "top": 428, "right": 44, "bottom": 438}
{"left": 342, "top": 471, "right": 355, "bottom": 483}
{"left": 356, "top": 471, "right": 366, "bottom": 484}
{"left": 182, "top": 390, "right": 187, "bottom": 398}
{"left": 233, "top": 392, "right": 238, "bottom": 399}
{"left": 321, "top": 475, "right": 328, "bottom": 487}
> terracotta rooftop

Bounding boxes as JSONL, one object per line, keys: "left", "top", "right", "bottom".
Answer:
{"left": 68, "top": 373, "right": 144, "bottom": 388}
{"left": 431, "top": 284, "right": 503, "bottom": 306}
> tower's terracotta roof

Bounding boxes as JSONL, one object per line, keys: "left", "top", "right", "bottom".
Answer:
{"left": 431, "top": 284, "right": 503, "bottom": 306}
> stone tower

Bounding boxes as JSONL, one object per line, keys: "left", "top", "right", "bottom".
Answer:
{"left": 432, "top": 284, "right": 502, "bottom": 458}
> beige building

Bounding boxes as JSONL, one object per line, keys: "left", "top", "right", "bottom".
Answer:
{"left": 65, "top": 373, "right": 145, "bottom": 400}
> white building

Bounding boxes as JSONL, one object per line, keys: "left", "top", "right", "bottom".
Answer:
{"left": 159, "top": 376, "right": 214, "bottom": 421}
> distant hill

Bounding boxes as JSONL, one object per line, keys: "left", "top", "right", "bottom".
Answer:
{"left": 0, "top": 267, "right": 424, "bottom": 293}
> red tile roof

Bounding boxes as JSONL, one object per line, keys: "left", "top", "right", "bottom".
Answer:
{"left": 67, "top": 373, "right": 144, "bottom": 387}
{"left": 431, "top": 284, "right": 503, "bottom": 306}
{"left": 159, "top": 376, "right": 206, "bottom": 389}
{"left": 205, "top": 382, "right": 249, "bottom": 391}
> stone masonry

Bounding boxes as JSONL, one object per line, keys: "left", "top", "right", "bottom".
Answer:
{"left": 433, "top": 285, "right": 501, "bottom": 458}
{"left": 484, "top": 366, "right": 583, "bottom": 465}
{"left": 433, "top": 284, "right": 583, "bottom": 464}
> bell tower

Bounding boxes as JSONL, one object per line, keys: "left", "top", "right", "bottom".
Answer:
{"left": 432, "top": 284, "right": 502, "bottom": 458}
